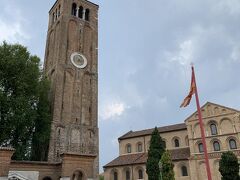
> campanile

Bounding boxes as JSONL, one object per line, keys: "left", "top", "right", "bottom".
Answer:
{"left": 44, "top": 0, "right": 99, "bottom": 179}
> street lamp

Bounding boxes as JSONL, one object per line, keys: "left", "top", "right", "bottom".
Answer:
{"left": 158, "top": 160, "right": 163, "bottom": 180}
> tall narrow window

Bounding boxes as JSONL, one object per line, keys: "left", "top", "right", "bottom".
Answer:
{"left": 210, "top": 123, "right": 218, "bottom": 135}
{"left": 78, "top": 6, "right": 83, "bottom": 18}
{"left": 127, "top": 144, "right": 131, "bottom": 153}
{"left": 72, "top": 3, "right": 77, "bottom": 16}
{"left": 198, "top": 143, "right": 204, "bottom": 153}
{"left": 114, "top": 172, "right": 118, "bottom": 180}
{"left": 181, "top": 166, "right": 188, "bottom": 176}
{"left": 174, "top": 139, "right": 180, "bottom": 147}
{"left": 229, "top": 139, "right": 237, "bottom": 149}
{"left": 138, "top": 169, "right": 143, "bottom": 179}
{"left": 52, "top": 13, "right": 55, "bottom": 23}
{"left": 126, "top": 170, "right": 130, "bottom": 180}
{"left": 213, "top": 141, "right": 220, "bottom": 151}
{"left": 85, "top": 9, "right": 90, "bottom": 21}
{"left": 137, "top": 143, "right": 142, "bottom": 152}
{"left": 162, "top": 140, "right": 166, "bottom": 149}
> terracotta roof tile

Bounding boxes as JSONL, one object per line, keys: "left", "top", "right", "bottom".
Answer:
{"left": 118, "top": 123, "right": 186, "bottom": 140}
{"left": 104, "top": 148, "right": 190, "bottom": 168}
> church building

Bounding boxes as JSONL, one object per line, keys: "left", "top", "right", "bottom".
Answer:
{"left": 104, "top": 102, "right": 240, "bottom": 180}
{"left": 0, "top": 0, "right": 99, "bottom": 179}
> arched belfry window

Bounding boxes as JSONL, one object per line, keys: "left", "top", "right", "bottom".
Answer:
{"left": 181, "top": 166, "right": 188, "bottom": 176}
{"left": 85, "top": 9, "right": 90, "bottom": 21}
{"left": 210, "top": 123, "right": 218, "bottom": 135}
{"left": 229, "top": 139, "right": 237, "bottom": 149}
{"left": 174, "top": 139, "right": 180, "bottom": 147}
{"left": 213, "top": 141, "right": 220, "bottom": 151}
{"left": 72, "top": 3, "right": 77, "bottom": 16}
{"left": 78, "top": 6, "right": 83, "bottom": 18}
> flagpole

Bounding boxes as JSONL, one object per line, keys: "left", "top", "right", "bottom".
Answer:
{"left": 192, "top": 65, "right": 212, "bottom": 180}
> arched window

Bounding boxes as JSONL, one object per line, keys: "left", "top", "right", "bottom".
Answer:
{"left": 181, "top": 166, "right": 188, "bottom": 176}
{"left": 198, "top": 143, "right": 204, "bottom": 153}
{"left": 58, "top": 5, "right": 61, "bottom": 17}
{"left": 126, "top": 144, "right": 131, "bottom": 153}
{"left": 85, "top": 9, "right": 90, "bottom": 21}
{"left": 137, "top": 143, "right": 143, "bottom": 152}
{"left": 174, "top": 139, "right": 180, "bottom": 147}
{"left": 78, "top": 6, "right": 83, "bottom": 18}
{"left": 113, "top": 172, "right": 118, "bottom": 180}
{"left": 72, "top": 170, "right": 83, "bottom": 180}
{"left": 72, "top": 3, "right": 77, "bottom": 16}
{"left": 126, "top": 170, "right": 130, "bottom": 180}
{"left": 213, "top": 141, "right": 220, "bottom": 151}
{"left": 162, "top": 140, "right": 166, "bottom": 149}
{"left": 210, "top": 123, "right": 218, "bottom": 135}
{"left": 229, "top": 139, "right": 237, "bottom": 149}
{"left": 138, "top": 169, "right": 143, "bottom": 179}
{"left": 52, "top": 12, "right": 55, "bottom": 23}
{"left": 43, "top": 177, "right": 52, "bottom": 180}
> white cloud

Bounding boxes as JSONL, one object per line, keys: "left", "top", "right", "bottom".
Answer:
{"left": 100, "top": 101, "right": 127, "bottom": 121}
{"left": 168, "top": 40, "right": 194, "bottom": 66}
{"left": 0, "top": 3, "right": 29, "bottom": 43}
{"left": 231, "top": 45, "right": 240, "bottom": 62}
{"left": 0, "top": 19, "right": 29, "bottom": 43}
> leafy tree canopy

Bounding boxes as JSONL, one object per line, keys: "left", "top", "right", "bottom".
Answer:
{"left": 0, "top": 41, "right": 51, "bottom": 161}
{"left": 146, "top": 127, "right": 165, "bottom": 180}
{"left": 219, "top": 151, "right": 240, "bottom": 180}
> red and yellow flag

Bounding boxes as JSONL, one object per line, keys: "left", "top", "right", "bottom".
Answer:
{"left": 180, "top": 67, "right": 196, "bottom": 108}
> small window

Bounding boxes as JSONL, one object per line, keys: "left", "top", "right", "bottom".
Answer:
{"left": 126, "top": 170, "right": 130, "bottom": 180}
{"left": 198, "top": 143, "right": 204, "bottom": 153}
{"left": 114, "top": 172, "right": 118, "bottom": 180}
{"left": 52, "top": 13, "right": 55, "bottom": 23}
{"left": 138, "top": 169, "right": 143, "bottom": 179}
{"left": 127, "top": 144, "right": 131, "bottom": 153}
{"left": 85, "top": 9, "right": 90, "bottom": 21}
{"left": 181, "top": 166, "right": 188, "bottom": 176}
{"left": 137, "top": 143, "right": 143, "bottom": 152}
{"left": 43, "top": 177, "right": 52, "bottom": 180}
{"left": 174, "top": 139, "right": 180, "bottom": 147}
{"left": 213, "top": 141, "right": 220, "bottom": 151}
{"left": 162, "top": 140, "right": 166, "bottom": 149}
{"left": 113, "top": 172, "right": 118, "bottom": 180}
{"left": 72, "top": 3, "right": 77, "bottom": 16}
{"left": 229, "top": 139, "right": 237, "bottom": 149}
{"left": 210, "top": 123, "right": 218, "bottom": 135}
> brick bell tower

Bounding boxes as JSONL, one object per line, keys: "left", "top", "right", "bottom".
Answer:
{"left": 44, "top": 0, "right": 99, "bottom": 179}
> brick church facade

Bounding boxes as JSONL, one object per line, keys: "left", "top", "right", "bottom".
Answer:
{"left": 104, "top": 102, "right": 240, "bottom": 180}
{"left": 0, "top": 0, "right": 99, "bottom": 179}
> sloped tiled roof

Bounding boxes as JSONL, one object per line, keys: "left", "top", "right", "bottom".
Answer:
{"left": 118, "top": 123, "right": 187, "bottom": 140}
{"left": 104, "top": 147, "right": 190, "bottom": 168}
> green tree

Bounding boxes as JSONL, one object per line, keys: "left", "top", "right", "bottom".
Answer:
{"left": 219, "top": 151, "right": 240, "bottom": 180}
{"left": 146, "top": 127, "right": 165, "bottom": 180}
{"left": 161, "top": 150, "right": 175, "bottom": 180}
{"left": 0, "top": 42, "right": 51, "bottom": 160}
{"left": 31, "top": 77, "right": 51, "bottom": 161}
{"left": 99, "top": 175, "right": 104, "bottom": 180}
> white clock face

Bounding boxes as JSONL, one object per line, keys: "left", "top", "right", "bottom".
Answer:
{"left": 70, "top": 52, "right": 87, "bottom": 69}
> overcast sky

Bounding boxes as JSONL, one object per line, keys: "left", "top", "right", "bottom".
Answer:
{"left": 1, "top": 0, "right": 240, "bottom": 172}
